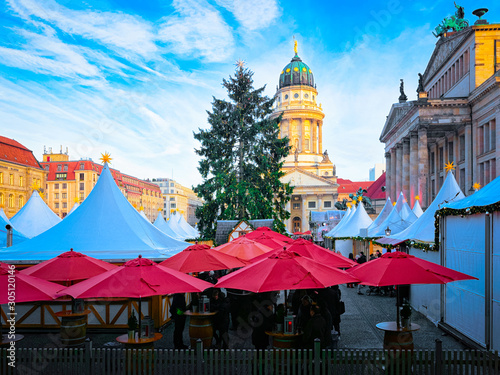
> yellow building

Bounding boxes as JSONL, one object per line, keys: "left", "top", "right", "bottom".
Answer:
{"left": 41, "top": 148, "right": 162, "bottom": 220}
{"left": 270, "top": 43, "right": 338, "bottom": 232}
{"left": 0, "top": 136, "right": 46, "bottom": 218}
{"left": 151, "top": 178, "right": 204, "bottom": 226}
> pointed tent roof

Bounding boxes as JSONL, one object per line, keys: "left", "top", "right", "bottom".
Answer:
{"left": 67, "top": 202, "right": 79, "bottom": 216}
{"left": 369, "top": 193, "right": 417, "bottom": 237}
{"left": 366, "top": 198, "right": 392, "bottom": 236}
{"left": 167, "top": 212, "right": 191, "bottom": 239}
{"left": 388, "top": 172, "right": 464, "bottom": 244}
{"left": 177, "top": 213, "right": 199, "bottom": 238}
{"left": 412, "top": 200, "right": 424, "bottom": 217}
{"left": 153, "top": 212, "right": 185, "bottom": 240}
{"left": 10, "top": 191, "right": 61, "bottom": 238}
{"left": 443, "top": 174, "right": 500, "bottom": 210}
{"left": 139, "top": 210, "right": 150, "bottom": 222}
{"left": 0, "top": 164, "right": 190, "bottom": 261}
{"left": 0, "top": 209, "right": 28, "bottom": 248}
{"left": 330, "top": 203, "right": 373, "bottom": 238}
{"left": 324, "top": 206, "right": 352, "bottom": 237}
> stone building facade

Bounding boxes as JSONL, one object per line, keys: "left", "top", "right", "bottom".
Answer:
{"left": 270, "top": 44, "right": 338, "bottom": 232}
{"left": 381, "top": 22, "right": 500, "bottom": 209}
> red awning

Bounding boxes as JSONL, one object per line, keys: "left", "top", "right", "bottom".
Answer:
{"left": 374, "top": 237, "right": 407, "bottom": 246}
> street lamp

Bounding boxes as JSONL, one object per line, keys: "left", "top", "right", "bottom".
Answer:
{"left": 385, "top": 226, "right": 391, "bottom": 236}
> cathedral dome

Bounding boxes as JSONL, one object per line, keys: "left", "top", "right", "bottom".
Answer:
{"left": 279, "top": 54, "right": 315, "bottom": 89}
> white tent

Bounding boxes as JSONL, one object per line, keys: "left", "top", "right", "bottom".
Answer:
{"left": 384, "top": 172, "right": 464, "bottom": 244}
{"left": 412, "top": 200, "right": 423, "bottom": 217}
{"left": 177, "top": 212, "right": 199, "bottom": 238}
{"left": 331, "top": 203, "right": 373, "bottom": 238}
{"left": 0, "top": 208, "right": 28, "bottom": 248}
{"left": 369, "top": 193, "right": 417, "bottom": 237}
{"left": 365, "top": 197, "right": 392, "bottom": 236}
{"left": 166, "top": 212, "right": 191, "bottom": 239}
{"left": 67, "top": 201, "right": 79, "bottom": 216}
{"left": 153, "top": 212, "right": 185, "bottom": 241}
{"left": 0, "top": 163, "right": 190, "bottom": 261}
{"left": 438, "top": 175, "right": 500, "bottom": 351}
{"left": 139, "top": 210, "right": 150, "bottom": 222}
{"left": 10, "top": 190, "right": 61, "bottom": 238}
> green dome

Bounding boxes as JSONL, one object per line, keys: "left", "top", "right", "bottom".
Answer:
{"left": 279, "top": 54, "right": 315, "bottom": 89}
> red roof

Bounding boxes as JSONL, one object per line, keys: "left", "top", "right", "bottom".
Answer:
{"left": 0, "top": 136, "right": 43, "bottom": 169}
{"left": 336, "top": 178, "right": 353, "bottom": 184}
{"left": 337, "top": 181, "right": 374, "bottom": 195}
{"left": 365, "top": 172, "right": 386, "bottom": 200}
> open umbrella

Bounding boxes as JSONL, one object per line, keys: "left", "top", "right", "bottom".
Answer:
{"left": 348, "top": 251, "right": 478, "bottom": 326}
{"left": 244, "top": 227, "right": 293, "bottom": 243}
{"left": 213, "top": 237, "right": 273, "bottom": 261}
{"left": 0, "top": 266, "right": 62, "bottom": 303}
{"left": 60, "top": 255, "right": 213, "bottom": 330}
{"left": 20, "top": 248, "right": 117, "bottom": 285}
{"left": 250, "top": 238, "right": 356, "bottom": 268}
{"left": 215, "top": 249, "right": 360, "bottom": 293}
{"left": 159, "top": 244, "right": 247, "bottom": 273}
{"left": 245, "top": 232, "right": 287, "bottom": 250}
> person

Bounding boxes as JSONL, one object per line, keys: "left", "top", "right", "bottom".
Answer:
{"left": 170, "top": 293, "right": 188, "bottom": 349}
{"left": 297, "top": 294, "right": 312, "bottom": 332}
{"left": 302, "top": 304, "right": 328, "bottom": 349}
{"left": 347, "top": 254, "right": 355, "bottom": 288}
{"left": 376, "top": 250, "right": 382, "bottom": 258}
{"left": 369, "top": 253, "right": 376, "bottom": 261}
{"left": 357, "top": 252, "right": 367, "bottom": 295}
{"left": 251, "top": 294, "right": 274, "bottom": 350}
{"left": 210, "top": 289, "right": 230, "bottom": 349}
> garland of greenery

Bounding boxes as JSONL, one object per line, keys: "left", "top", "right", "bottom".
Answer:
{"left": 323, "top": 236, "right": 436, "bottom": 252}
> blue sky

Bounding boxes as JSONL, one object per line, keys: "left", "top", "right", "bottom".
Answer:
{"left": 1, "top": 0, "right": 498, "bottom": 188}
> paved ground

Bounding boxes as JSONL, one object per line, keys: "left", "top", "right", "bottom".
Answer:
{"left": 14, "top": 284, "right": 468, "bottom": 351}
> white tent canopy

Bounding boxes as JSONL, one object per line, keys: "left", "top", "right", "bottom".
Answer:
{"left": 0, "top": 164, "right": 190, "bottom": 261}
{"left": 369, "top": 193, "right": 417, "bottom": 237}
{"left": 166, "top": 212, "right": 191, "bottom": 239}
{"left": 444, "top": 175, "right": 500, "bottom": 210}
{"left": 366, "top": 197, "right": 392, "bottom": 236}
{"left": 139, "top": 210, "right": 150, "bottom": 222}
{"left": 153, "top": 212, "right": 185, "bottom": 240}
{"left": 330, "top": 203, "right": 373, "bottom": 238}
{"left": 412, "top": 200, "right": 424, "bottom": 217}
{"left": 67, "top": 202, "right": 79, "bottom": 216}
{"left": 10, "top": 190, "right": 61, "bottom": 238}
{"left": 177, "top": 212, "right": 199, "bottom": 238}
{"left": 0, "top": 208, "right": 28, "bottom": 248}
{"left": 387, "top": 171, "right": 464, "bottom": 244}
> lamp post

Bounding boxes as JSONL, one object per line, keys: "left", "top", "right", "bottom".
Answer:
{"left": 385, "top": 226, "right": 391, "bottom": 236}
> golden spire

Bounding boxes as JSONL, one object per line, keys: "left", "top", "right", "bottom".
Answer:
{"left": 294, "top": 39, "right": 298, "bottom": 55}
{"left": 100, "top": 152, "right": 112, "bottom": 165}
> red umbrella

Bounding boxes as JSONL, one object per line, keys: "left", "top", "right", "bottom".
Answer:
{"left": 245, "top": 232, "right": 287, "bottom": 250}
{"left": 159, "top": 244, "right": 247, "bottom": 273}
{"left": 250, "top": 238, "right": 356, "bottom": 268}
{"left": 348, "top": 251, "right": 478, "bottom": 286}
{"left": 215, "top": 249, "right": 360, "bottom": 293}
{"left": 0, "top": 266, "right": 62, "bottom": 303}
{"left": 213, "top": 237, "right": 273, "bottom": 261}
{"left": 244, "top": 226, "right": 293, "bottom": 243}
{"left": 20, "top": 248, "right": 117, "bottom": 285}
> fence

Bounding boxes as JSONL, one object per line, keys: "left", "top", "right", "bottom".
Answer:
{"left": 2, "top": 340, "right": 499, "bottom": 375}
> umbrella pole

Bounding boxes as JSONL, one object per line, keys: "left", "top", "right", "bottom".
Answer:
{"left": 138, "top": 298, "right": 142, "bottom": 339}
{"left": 396, "top": 287, "right": 400, "bottom": 329}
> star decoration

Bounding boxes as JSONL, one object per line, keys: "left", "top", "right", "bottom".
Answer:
{"left": 235, "top": 59, "right": 245, "bottom": 68}
{"left": 132, "top": 203, "right": 137, "bottom": 208}
{"left": 473, "top": 182, "right": 481, "bottom": 191}
{"left": 346, "top": 203, "right": 351, "bottom": 208}
{"left": 0, "top": 204, "right": 4, "bottom": 209}
{"left": 157, "top": 207, "right": 162, "bottom": 212}
{"left": 444, "top": 161, "right": 455, "bottom": 172}
{"left": 415, "top": 195, "right": 420, "bottom": 201}
{"left": 39, "top": 192, "right": 45, "bottom": 200}
{"left": 357, "top": 196, "right": 363, "bottom": 202}
{"left": 100, "top": 152, "right": 112, "bottom": 165}
{"left": 74, "top": 197, "right": 80, "bottom": 203}
{"left": 139, "top": 206, "right": 144, "bottom": 211}
{"left": 393, "top": 202, "right": 396, "bottom": 206}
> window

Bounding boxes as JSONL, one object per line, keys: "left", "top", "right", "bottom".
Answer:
{"left": 293, "top": 203, "right": 301, "bottom": 210}
{"left": 495, "top": 40, "right": 500, "bottom": 72}
{"left": 57, "top": 164, "right": 62, "bottom": 172}
{"left": 308, "top": 201, "right": 316, "bottom": 209}
{"left": 324, "top": 201, "right": 332, "bottom": 208}
{"left": 62, "top": 193, "right": 67, "bottom": 199}
{"left": 55, "top": 203, "right": 59, "bottom": 209}
{"left": 62, "top": 183, "right": 67, "bottom": 189}
{"left": 170, "top": 183, "right": 174, "bottom": 187}
{"left": 170, "top": 197, "right": 175, "bottom": 201}
{"left": 80, "top": 163, "right": 84, "bottom": 170}
{"left": 19, "top": 176, "right": 24, "bottom": 187}
{"left": 430, "top": 152, "right": 435, "bottom": 174}
{"left": 44, "top": 165, "right": 49, "bottom": 171}
{"left": 79, "top": 173, "right": 84, "bottom": 180}
{"left": 54, "top": 193, "right": 59, "bottom": 199}
{"left": 459, "top": 135, "right": 466, "bottom": 161}
{"left": 55, "top": 183, "right": 59, "bottom": 190}
{"left": 9, "top": 174, "right": 14, "bottom": 185}
{"left": 63, "top": 202, "right": 67, "bottom": 209}
{"left": 19, "top": 195, "right": 24, "bottom": 208}
{"left": 55, "top": 173, "right": 67, "bottom": 180}
{"left": 170, "top": 189, "right": 174, "bottom": 193}
{"left": 0, "top": 173, "right": 2, "bottom": 184}
{"left": 285, "top": 94, "right": 289, "bottom": 100}
{"left": 448, "top": 141, "right": 454, "bottom": 163}
{"left": 438, "top": 147, "right": 444, "bottom": 170}
{"left": 79, "top": 192, "right": 84, "bottom": 201}
{"left": 62, "top": 212, "right": 67, "bottom": 218}
{"left": 0, "top": 193, "right": 3, "bottom": 206}
{"left": 80, "top": 182, "right": 85, "bottom": 190}
{"left": 459, "top": 168, "right": 466, "bottom": 193}
{"left": 294, "top": 93, "right": 299, "bottom": 99}
{"left": 8, "top": 194, "right": 14, "bottom": 208}
{"left": 171, "top": 203, "right": 176, "bottom": 208}
{"left": 63, "top": 165, "right": 68, "bottom": 171}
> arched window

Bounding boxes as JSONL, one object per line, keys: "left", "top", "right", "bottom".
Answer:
{"left": 0, "top": 193, "right": 4, "bottom": 206}
{"left": 292, "top": 217, "right": 301, "bottom": 233}
{"left": 8, "top": 194, "right": 14, "bottom": 208}
{"left": 19, "top": 195, "right": 24, "bottom": 208}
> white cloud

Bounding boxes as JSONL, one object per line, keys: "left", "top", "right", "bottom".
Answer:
{"left": 215, "top": 0, "right": 280, "bottom": 30}
{"left": 157, "top": 0, "right": 234, "bottom": 62}
{"left": 6, "top": 0, "right": 157, "bottom": 58}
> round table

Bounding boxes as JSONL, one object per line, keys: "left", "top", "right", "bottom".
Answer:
{"left": 55, "top": 310, "right": 91, "bottom": 346}
{"left": 117, "top": 333, "right": 162, "bottom": 374}
{"left": 265, "top": 331, "right": 302, "bottom": 349}
{"left": 116, "top": 333, "right": 163, "bottom": 349}
{"left": 375, "top": 322, "right": 420, "bottom": 350}
{"left": 184, "top": 311, "right": 217, "bottom": 349}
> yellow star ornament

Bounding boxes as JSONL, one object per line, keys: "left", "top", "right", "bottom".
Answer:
{"left": 444, "top": 161, "right": 455, "bottom": 173}
{"left": 357, "top": 196, "right": 363, "bottom": 202}
{"left": 473, "top": 182, "right": 481, "bottom": 191}
{"left": 100, "top": 152, "right": 112, "bottom": 165}
{"left": 74, "top": 197, "right": 80, "bottom": 203}
{"left": 157, "top": 207, "right": 162, "bottom": 212}
{"left": 139, "top": 206, "right": 144, "bottom": 211}
{"left": 30, "top": 180, "right": 40, "bottom": 191}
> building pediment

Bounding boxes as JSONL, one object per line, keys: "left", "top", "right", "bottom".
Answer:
{"left": 423, "top": 28, "right": 473, "bottom": 84}
{"left": 281, "top": 168, "right": 336, "bottom": 187}
{"left": 379, "top": 102, "right": 415, "bottom": 141}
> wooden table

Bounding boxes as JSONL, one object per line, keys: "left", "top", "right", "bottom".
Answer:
{"left": 116, "top": 333, "right": 163, "bottom": 349}
{"left": 55, "top": 310, "right": 91, "bottom": 346}
{"left": 265, "top": 331, "right": 303, "bottom": 349}
{"left": 184, "top": 311, "right": 217, "bottom": 349}
{"left": 375, "top": 322, "right": 420, "bottom": 350}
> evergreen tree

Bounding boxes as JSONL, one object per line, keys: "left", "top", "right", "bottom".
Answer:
{"left": 194, "top": 63, "right": 293, "bottom": 238}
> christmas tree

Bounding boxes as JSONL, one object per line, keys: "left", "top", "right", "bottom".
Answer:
{"left": 193, "top": 61, "right": 293, "bottom": 238}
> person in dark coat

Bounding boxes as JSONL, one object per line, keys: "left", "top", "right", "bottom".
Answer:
{"left": 170, "top": 293, "right": 188, "bottom": 349}
{"left": 297, "top": 294, "right": 312, "bottom": 332}
{"left": 210, "top": 289, "right": 230, "bottom": 349}
{"left": 302, "top": 304, "right": 328, "bottom": 349}
{"left": 251, "top": 301, "right": 274, "bottom": 350}
{"left": 357, "top": 252, "right": 367, "bottom": 294}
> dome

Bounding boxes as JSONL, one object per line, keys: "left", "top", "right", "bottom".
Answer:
{"left": 279, "top": 54, "right": 315, "bottom": 89}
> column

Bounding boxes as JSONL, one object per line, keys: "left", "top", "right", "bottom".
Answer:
{"left": 318, "top": 121, "right": 323, "bottom": 154}
{"left": 312, "top": 120, "right": 317, "bottom": 154}
{"left": 409, "top": 132, "right": 418, "bottom": 208}
{"left": 402, "top": 138, "right": 410, "bottom": 202}
{"left": 417, "top": 128, "right": 428, "bottom": 207}
{"left": 301, "top": 195, "right": 307, "bottom": 232}
{"left": 318, "top": 195, "right": 323, "bottom": 211}
{"left": 385, "top": 152, "right": 391, "bottom": 201}
{"left": 390, "top": 148, "right": 397, "bottom": 202}
{"left": 395, "top": 144, "right": 403, "bottom": 198}
{"left": 465, "top": 122, "right": 473, "bottom": 194}
{"left": 301, "top": 119, "right": 306, "bottom": 153}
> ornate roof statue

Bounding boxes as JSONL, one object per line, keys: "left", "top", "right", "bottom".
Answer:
{"left": 399, "top": 79, "right": 408, "bottom": 102}
{"left": 417, "top": 73, "right": 424, "bottom": 93}
{"left": 432, "top": 2, "right": 469, "bottom": 38}
{"left": 322, "top": 149, "right": 331, "bottom": 163}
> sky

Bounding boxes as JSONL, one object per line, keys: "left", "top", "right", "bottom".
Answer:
{"left": 1, "top": 0, "right": 499, "bottom": 188}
